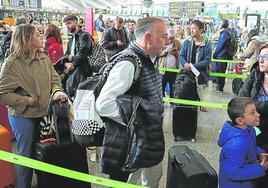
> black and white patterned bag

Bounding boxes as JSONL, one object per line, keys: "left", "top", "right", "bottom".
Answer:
{"left": 72, "top": 90, "right": 105, "bottom": 147}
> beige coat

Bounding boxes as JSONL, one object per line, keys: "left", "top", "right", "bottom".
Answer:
{"left": 0, "top": 51, "right": 60, "bottom": 118}
{"left": 159, "top": 38, "right": 181, "bottom": 74}
{"left": 241, "top": 37, "right": 264, "bottom": 69}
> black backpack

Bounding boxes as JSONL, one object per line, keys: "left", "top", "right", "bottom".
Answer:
{"left": 174, "top": 70, "right": 199, "bottom": 101}
{"left": 226, "top": 30, "right": 238, "bottom": 57}
{"left": 72, "top": 49, "right": 142, "bottom": 147}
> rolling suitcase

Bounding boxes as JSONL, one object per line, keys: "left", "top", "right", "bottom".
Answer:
{"left": 166, "top": 145, "right": 217, "bottom": 188}
{"left": 172, "top": 105, "right": 198, "bottom": 140}
{"left": 0, "top": 124, "right": 15, "bottom": 188}
{"left": 0, "top": 103, "right": 15, "bottom": 139}
{"left": 34, "top": 101, "right": 91, "bottom": 188}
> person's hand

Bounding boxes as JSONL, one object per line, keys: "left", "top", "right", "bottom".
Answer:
{"left": 260, "top": 153, "right": 268, "bottom": 170}
{"left": 27, "top": 96, "right": 37, "bottom": 107}
{"left": 52, "top": 91, "right": 68, "bottom": 102}
{"left": 184, "top": 63, "right": 191, "bottom": 71}
{"left": 116, "top": 40, "right": 124, "bottom": 46}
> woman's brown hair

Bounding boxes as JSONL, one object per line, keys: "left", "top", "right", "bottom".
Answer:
{"left": 258, "top": 43, "right": 268, "bottom": 54}
{"left": 10, "top": 24, "right": 37, "bottom": 57}
{"left": 45, "top": 24, "right": 62, "bottom": 44}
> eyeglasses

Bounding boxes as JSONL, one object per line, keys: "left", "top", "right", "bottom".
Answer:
{"left": 257, "top": 54, "right": 268, "bottom": 62}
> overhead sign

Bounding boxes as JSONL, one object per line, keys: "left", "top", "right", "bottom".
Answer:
{"left": 95, "top": 8, "right": 108, "bottom": 14}
{"left": 169, "top": 1, "right": 204, "bottom": 17}
{"left": 219, "top": 13, "right": 239, "bottom": 19}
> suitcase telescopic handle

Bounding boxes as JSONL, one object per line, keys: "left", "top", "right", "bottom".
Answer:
{"left": 173, "top": 152, "right": 192, "bottom": 169}
{"left": 173, "top": 156, "right": 184, "bottom": 168}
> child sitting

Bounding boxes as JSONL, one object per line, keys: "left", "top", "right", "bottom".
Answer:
{"left": 218, "top": 97, "right": 268, "bottom": 188}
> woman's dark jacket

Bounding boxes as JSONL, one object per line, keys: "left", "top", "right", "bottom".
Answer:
{"left": 239, "top": 64, "right": 268, "bottom": 151}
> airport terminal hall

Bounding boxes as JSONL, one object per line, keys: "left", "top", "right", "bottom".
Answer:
{"left": 1, "top": 0, "right": 268, "bottom": 187}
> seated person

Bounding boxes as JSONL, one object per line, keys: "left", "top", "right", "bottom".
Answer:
{"left": 218, "top": 97, "right": 268, "bottom": 188}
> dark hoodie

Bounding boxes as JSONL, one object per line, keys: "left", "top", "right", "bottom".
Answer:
{"left": 218, "top": 121, "right": 265, "bottom": 188}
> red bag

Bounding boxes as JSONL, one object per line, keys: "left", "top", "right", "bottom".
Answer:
{"left": 0, "top": 125, "right": 15, "bottom": 187}
{"left": 0, "top": 103, "right": 14, "bottom": 139}
{"left": 47, "top": 42, "right": 64, "bottom": 64}
{"left": 235, "top": 63, "right": 244, "bottom": 75}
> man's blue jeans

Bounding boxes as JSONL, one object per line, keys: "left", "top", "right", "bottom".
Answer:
{"left": 9, "top": 115, "right": 40, "bottom": 188}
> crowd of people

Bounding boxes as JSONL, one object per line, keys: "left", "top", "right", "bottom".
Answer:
{"left": 0, "top": 13, "right": 268, "bottom": 188}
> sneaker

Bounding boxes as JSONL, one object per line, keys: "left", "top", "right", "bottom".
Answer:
{"left": 190, "top": 138, "right": 196, "bottom": 143}
{"left": 200, "top": 106, "right": 208, "bottom": 112}
{"left": 211, "top": 83, "right": 218, "bottom": 90}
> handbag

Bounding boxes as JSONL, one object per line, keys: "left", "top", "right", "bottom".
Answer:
{"left": 72, "top": 89, "right": 105, "bottom": 147}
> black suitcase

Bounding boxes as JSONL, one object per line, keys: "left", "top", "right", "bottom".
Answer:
{"left": 34, "top": 101, "right": 91, "bottom": 188}
{"left": 166, "top": 145, "right": 218, "bottom": 188}
{"left": 172, "top": 105, "right": 197, "bottom": 139}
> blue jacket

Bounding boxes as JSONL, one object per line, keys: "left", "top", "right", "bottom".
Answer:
{"left": 218, "top": 122, "right": 265, "bottom": 188}
{"left": 213, "top": 29, "right": 230, "bottom": 58}
{"left": 179, "top": 36, "right": 212, "bottom": 85}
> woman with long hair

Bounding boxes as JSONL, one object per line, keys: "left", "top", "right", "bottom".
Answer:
{"left": 239, "top": 43, "right": 268, "bottom": 188}
{"left": 44, "top": 23, "right": 64, "bottom": 64}
{"left": 0, "top": 24, "right": 67, "bottom": 188}
{"left": 239, "top": 29, "right": 265, "bottom": 70}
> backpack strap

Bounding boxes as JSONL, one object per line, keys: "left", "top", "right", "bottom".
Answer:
{"left": 103, "top": 49, "right": 142, "bottom": 82}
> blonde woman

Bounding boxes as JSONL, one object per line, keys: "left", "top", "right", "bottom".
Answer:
{"left": 0, "top": 24, "right": 67, "bottom": 188}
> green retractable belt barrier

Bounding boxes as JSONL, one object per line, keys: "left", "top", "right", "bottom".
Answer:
{"left": 159, "top": 68, "right": 248, "bottom": 78}
{"left": 211, "top": 58, "right": 245, "bottom": 64}
{"left": 0, "top": 150, "right": 146, "bottom": 188}
{"left": 163, "top": 97, "right": 227, "bottom": 109}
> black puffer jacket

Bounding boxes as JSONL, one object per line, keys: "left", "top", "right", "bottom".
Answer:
{"left": 239, "top": 64, "right": 268, "bottom": 151}
{"left": 100, "top": 95, "right": 164, "bottom": 174}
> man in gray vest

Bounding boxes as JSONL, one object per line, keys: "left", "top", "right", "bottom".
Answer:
{"left": 96, "top": 17, "right": 167, "bottom": 187}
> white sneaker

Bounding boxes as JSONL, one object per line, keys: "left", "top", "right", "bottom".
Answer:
{"left": 190, "top": 138, "right": 196, "bottom": 143}
{"left": 211, "top": 83, "right": 218, "bottom": 90}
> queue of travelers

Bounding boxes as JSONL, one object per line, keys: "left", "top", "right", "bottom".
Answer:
{"left": 0, "top": 14, "right": 267, "bottom": 188}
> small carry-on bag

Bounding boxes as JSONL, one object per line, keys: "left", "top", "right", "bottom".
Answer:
{"left": 34, "top": 101, "right": 90, "bottom": 188}
{"left": 172, "top": 105, "right": 198, "bottom": 140}
{"left": 173, "top": 71, "right": 199, "bottom": 140}
{"left": 166, "top": 145, "right": 218, "bottom": 188}
{"left": 0, "top": 124, "right": 15, "bottom": 188}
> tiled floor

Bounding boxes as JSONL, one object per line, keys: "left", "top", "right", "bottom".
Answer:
{"left": 29, "top": 78, "right": 235, "bottom": 188}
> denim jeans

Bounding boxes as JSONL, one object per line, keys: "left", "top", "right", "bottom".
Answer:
{"left": 9, "top": 115, "right": 40, "bottom": 188}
